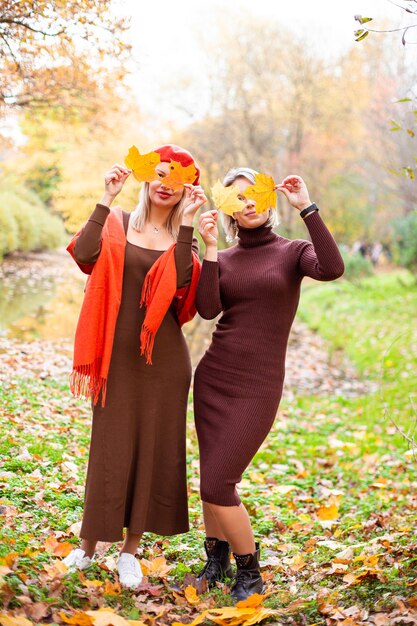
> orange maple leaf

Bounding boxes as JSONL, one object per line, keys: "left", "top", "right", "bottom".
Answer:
{"left": 43, "top": 535, "right": 74, "bottom": 557}
{"left": 140, "top": 556, "right": 172, "bottom": 578}
{"left": 59, "top": 611, "right": 94, "bottom": 625}
{"left": 316, "top": 497, "right": 340, "bottom": 521}
{"left": 184, "top": 584, "right": 200, "bottom": 605}
{"left": 158, "top": 160, "right": 198, "bottom": 191}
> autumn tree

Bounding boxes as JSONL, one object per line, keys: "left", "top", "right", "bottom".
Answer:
{"left": 0, "top": 0, "right": 131, "bottom": 114}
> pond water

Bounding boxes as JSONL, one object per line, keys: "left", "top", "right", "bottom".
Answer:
{"left": 0, "top": 249, "right": 214, "bottom": 364}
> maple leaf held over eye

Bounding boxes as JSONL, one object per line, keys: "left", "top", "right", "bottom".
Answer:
{"left": 211, "top": 180, "right": 245, "bottom": 216}
{"left": 244, "top": 173, "right": 277, "bottom": 214}
{"left": 124, "top": 146, "right": 161, "bottom": 183}
{"left": 159, "top": 160, "right": 198, "bottom": 191}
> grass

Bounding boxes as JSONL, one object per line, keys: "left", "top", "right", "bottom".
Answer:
{"left": 1, "top": 269, "right": 417, "bottom": 624}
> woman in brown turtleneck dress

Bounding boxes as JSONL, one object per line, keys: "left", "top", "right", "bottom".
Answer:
{"left": 193, "top": 168, "right": 344, "bottom": 601}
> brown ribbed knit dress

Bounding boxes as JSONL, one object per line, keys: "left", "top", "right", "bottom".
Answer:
{"left": 73, "top": 204, "right": 198, "bottom": 541}
{"left": 193, "top": 210, "right": 344, "bottom": 506}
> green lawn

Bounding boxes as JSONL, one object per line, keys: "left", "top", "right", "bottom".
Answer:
{"left": 1, "top": 270, "right": 417, "bottom": 625}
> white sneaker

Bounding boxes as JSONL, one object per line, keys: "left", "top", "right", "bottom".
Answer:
{"left": 117, "top": 552, "right": 143, "bottom": 589}
{"left": 63, "top": 548, "right": 94, "bottom": 571}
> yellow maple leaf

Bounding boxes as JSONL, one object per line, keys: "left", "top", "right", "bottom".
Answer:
{"left": 158, "top": 160, "right": 198, "bottom": 190}
{"left": 286, "top": 553, "right": 307, "bottom": 572}
{"left": 211, "top": 180, "right": 245, "bottom": 216}
{"left": 139, "top": 556, "right": 172, "bottom": 578}
{"left": 316, "top": 500, "right": 340, "bottom": 521}
{"left": 124, "top": 146, "right": 161, "bottom": 183}
{"left": 244, "top": 173, "right": 277, "bottom": 214}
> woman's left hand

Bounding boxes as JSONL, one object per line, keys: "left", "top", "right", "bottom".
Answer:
{"left": 275, "top": 175, "right": 312, "bottom": 211}
{"left": 182, "top": 185, "right": 208, "bottom": 226}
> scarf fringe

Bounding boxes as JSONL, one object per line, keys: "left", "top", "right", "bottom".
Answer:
{"left": 69, "top": 360, "right": 107, "bottom": 407}
{"left": 140, "top": 324, "right": 155, "bottom": 365}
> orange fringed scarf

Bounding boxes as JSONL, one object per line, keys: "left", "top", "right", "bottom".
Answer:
{"left": 67, "top": 207, "right": 201, "bottom": 407}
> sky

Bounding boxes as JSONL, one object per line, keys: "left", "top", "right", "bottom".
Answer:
{"left": 119, "top": 0, "right": 414, "bottom": 127}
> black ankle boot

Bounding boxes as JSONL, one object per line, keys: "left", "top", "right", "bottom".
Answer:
{"left": 196, "top": 537, "right": 233, "bottom": 586}
{"left": 231, "top": 543, "right": 263, "bottom": 601}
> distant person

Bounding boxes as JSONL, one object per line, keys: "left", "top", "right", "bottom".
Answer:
{"left": 193, "top": 170, "right": 344, "bottom": 601}
{"left": 371, "top": 241, "right": 383, "bottom": 267}
{"left": 63, "top": 145, "right": 206, "bottom": 588}
{"left": 352, "top": 240, "right": 366, "bottom": 258}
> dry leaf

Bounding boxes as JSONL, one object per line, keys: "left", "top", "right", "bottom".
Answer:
{"left": 184, "top": 584, "right": 200, "bottom": 605}
{"left": 243, "top": 173, "right": 277, "bottom": 214}
{"left": 124, "top": 146, "right": 161, "bottom": 183}
{"left": 103, "top": 579, "right": 121, "bottom": 594}
{"left": 79, "top": 572, "right": 103, "bottom": 588}
{"left": 159, "top": 160, "right": 198, "bottom": 190}
{"left": 0, "top": 617, "right": 34, "bottom": 626}
{"left": 316, "top": 501, "right": 340, "bottom": 521}
{"left": 211, "top": 180, "right": 245, "bottom": 216}
{"left": 236, "top": 593, "right": 268, "bottom": 609}
{"left": 60, "top": 612, "right": 94, "bottom": 625}
{"left": 139, "top": 556, "right": 172, "bottom": 578}
{"left": 274, "top": 485, "right": 299, "bottom": 495}
{"left": 85, "top": 609, "right": 131, "bottom": 625}
{"left": 43, "top": 559, "right": 68, "bottom": 579}
{"left": 43, "top": 535, "right": 74, "bottom": 556}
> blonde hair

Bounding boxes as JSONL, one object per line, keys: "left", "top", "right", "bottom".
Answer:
{"left": 220, "top": 167, "right": 279, "bottom": 242}
{"left": 130, "top": 182, "right": 187, "bottom": 240}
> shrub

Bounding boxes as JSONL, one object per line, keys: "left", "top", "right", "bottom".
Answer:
{"left": 0, "top": 204, "right": 19, "bottom": 259}
{"left": 341, "top": 250, "right": 374, "bottom": 281}
{"left": 394, "top": 211, "right": 417, "bottom": 277}
{"left": 0, "top": 187, "right": 66, "bottom": 258}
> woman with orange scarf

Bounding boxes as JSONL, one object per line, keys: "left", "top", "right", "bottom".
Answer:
{"left": 63, "top": 145, "right": 206, "bottom": 589}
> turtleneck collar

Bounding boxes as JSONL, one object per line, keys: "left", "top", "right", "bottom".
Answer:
{"left": 237, "top": 222, "right": 277, "bottom": 248}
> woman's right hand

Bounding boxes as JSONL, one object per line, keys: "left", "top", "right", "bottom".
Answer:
{"left": 198, "top": 210, "right": 218, "bottom": 248}
{"left": 104, "top": 164, "right": 131, "bottom": 197}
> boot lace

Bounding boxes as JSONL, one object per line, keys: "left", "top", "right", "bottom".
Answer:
{"left": 198, "top": 555, "right": 222, "bottom": 580}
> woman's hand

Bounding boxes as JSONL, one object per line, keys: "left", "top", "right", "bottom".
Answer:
{"left": 182, "top": 185, "right": 208, "bottom": 226}
{"left": 275, "top": 175, "right": 312, "bottom": 211}
{"left": 103, "top": 165, "right": 131, "bottom": 199}
{"left": 198, "top": 210, "right": 219, "bottom": 252}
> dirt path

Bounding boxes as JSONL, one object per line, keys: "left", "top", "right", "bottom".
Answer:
{"left": 0, "top": 249, "right": 372, "bottom": 397}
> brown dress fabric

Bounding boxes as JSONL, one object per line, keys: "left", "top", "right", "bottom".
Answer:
{"left": 193, "top": 211, "right": 344, "bottom": 506}
{"left": 72, "top": 204, "right": 198, "bottom": 541}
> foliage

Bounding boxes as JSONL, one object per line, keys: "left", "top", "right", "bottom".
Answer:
{"left": 340, "top": 251, "right": 374, "bottom": 282}
{"left": 393, "top": 211, "right": 417, "bottom": 275}
{"left": 354, "top": 1, "right": 417, "bottom": 45}
{"left": 0, "top": 186, "right": 66, "bottom": 259}
{"left": 0, "top": 0, "right": 131, "bottom": 114}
